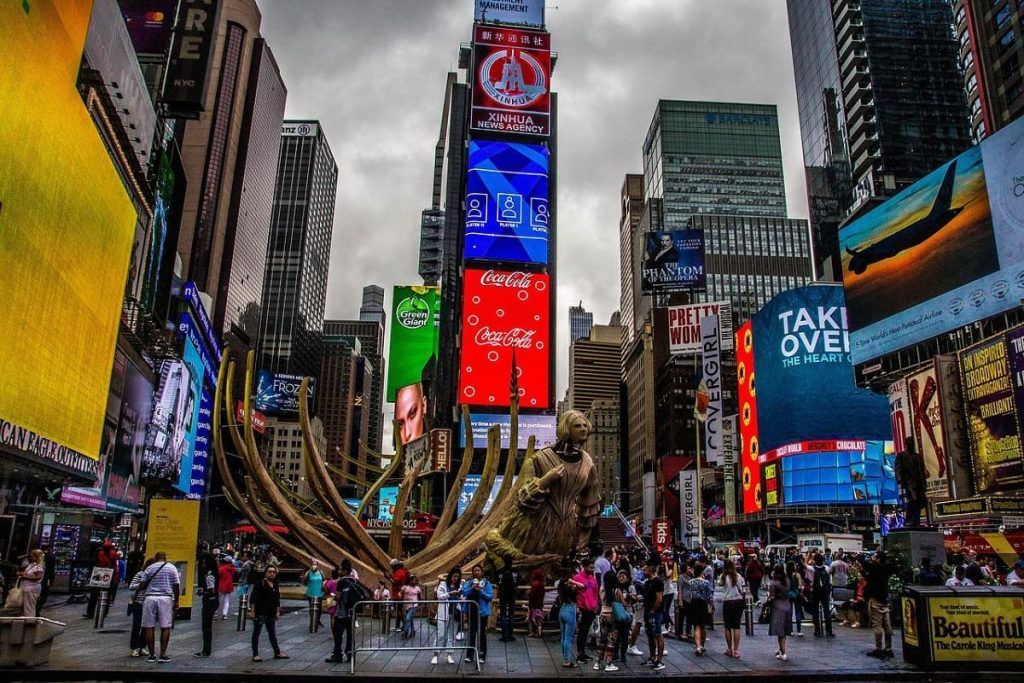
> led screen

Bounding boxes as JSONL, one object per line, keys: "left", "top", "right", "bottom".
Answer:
{"left": 459, "top": 269, "right": 550, "bottom": 408}
{"left": 459, "top": 413, "right": 556, "bottom": 449}
{"left": 464, "top": 140, "right": 549, "bottom": 264}
{"left": 471, "top": 25, "right": 550, "bottom": 136}
{"left": 456, "top": 474, "right": 509, "bottom": 517}
{"left": 475, "top": 0, "right": 544, "bottom": 27}
{"left": 255, "top": 371, "right": 315, "bottom": 417}
{"left": 378, "top": 486, "right": 399, "bottom": 523}
{"left": 840, "top": 116, "right": 1024, "bottom": 364}
{"left": 776, "top": 442, "right": 898, "bottom": 506}
{"left": 737, "top": 321, "right": 761, "bottom": 514}
{"left": 141, "top": 359, "right": 195, "bottom": 484}
{"left": 641, "top": 230, "right": 707, "bottom": 293}
{"left": 119, "top": 0, "right": 177, "bottom": 54}
{"left": 386, "top": 286, "right": 440, "bottom": 401}
{"left": 0, "top": 0, "right": 138, "bottom": 462}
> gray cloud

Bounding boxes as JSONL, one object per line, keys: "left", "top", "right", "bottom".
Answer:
{"left": 259, "top": 0, "right": 806, "bottom": 451}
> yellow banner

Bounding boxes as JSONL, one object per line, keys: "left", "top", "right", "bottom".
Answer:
{"left": 146, "top": 499, "right": 201, "bottom": 610}
{"left": 929, "top": 595, "right": 1024, "bottom": 662}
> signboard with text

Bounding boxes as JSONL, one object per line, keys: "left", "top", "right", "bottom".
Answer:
{"left": 471, "top": 25, "right": 550, "bottom": 137}
{"left": 667, "top": 301, "right": 733, "bottom": 354}
{"left": 162, "top": 0, "right": 221, "bottom": 118}
{"left": 475, "top": 0, "right": 544, "bottom": 27}
{"left": 641, "top": 230, "right": 706, "bottom": 293}
{"left": 701, "top": 314, "right": 723, "bottom": 465}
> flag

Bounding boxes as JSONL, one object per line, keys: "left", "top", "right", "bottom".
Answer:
{"left": 693, "top": 378, "right": 709, "bottom": 423}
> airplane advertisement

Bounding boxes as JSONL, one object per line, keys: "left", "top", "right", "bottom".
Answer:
{"left": 840, "top": 116, "right": 1024, "bottom": 364}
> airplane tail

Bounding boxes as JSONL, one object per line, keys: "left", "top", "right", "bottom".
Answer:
{"left": 929, "top": 160, "right": 958, "bottom": 218}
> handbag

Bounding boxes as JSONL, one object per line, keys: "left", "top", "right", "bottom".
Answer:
{"left": 611, "top": 601, "right": 630, "bottom": 623}
{"left": 3, "top": 586, "right": 24, "bottom": 613}
{"left": 757, "top": 600, "right": 774, "bottom": 624}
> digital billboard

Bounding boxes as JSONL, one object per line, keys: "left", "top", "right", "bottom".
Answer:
{"left": 459, "top": 413, "right": 557, "bottom": 449}
{"left": 752, "top": 284, "right": 891, "bottom": 455}
{"left": 905, "top": 364, "right": 951, "bottom": 499}
{"left": 737, "top": 322, "right": 762, "bottom": 514}
{"left": 162, "top": 0, "right": 221, "bottom": 118}
{"left": 378, "top": 486, "right": 399, "bottom": 523}
{"left": 0, "top": 0, "right": 138, "bottom": 463}
{"left": 119, "top": 0, "right": 177, "bottom": 54}
{"left": 140, "top": 359, "right": 196, "bottom": 484}
{"left": 840, "top": 116, "right": 1024, "bottom": 364}
{"left": 475, "top": 0, "right": 544, "bottom": 27}
{"left": 459, "top": 269, "right": 550, "bottom": 408}
{"left": 386, "top": 286, "right": 440, "bottom": 400}
{"left": 961, "top": 335, "right": 1024, "bottom": 493}
{"left": 464, "top": 140, "right": 549, "bottom": 264}
{"left": 768, "top": 441, "right": 898, "bottom": 506}
{"left": 667, "top": 301, "right": 733, "bottom": 355}
{"left": 106, "top": 358, "right": 152, "bottom": 511}
{"left": 471, "top": 25, "right": 550, "bottom": 137}
{"left": 457, "top": 474, "right": 509, "bottom": 517}
{"left": 641, "top": 230, "right": 706, "bottom": 293}
{"left": 255, "top": 371, "right": 315, "bottom": 417}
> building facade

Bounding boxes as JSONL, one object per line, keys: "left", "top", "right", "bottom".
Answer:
{"left": 323, "top": 317, "right": 385, "bottom": 454}
{"left": 263, "top": 416, "right": 326, "bottom": 501}
{"left": 569, "top": 303, "right": 594, "bottom": 344}
{"left": 618, "top": 174, "right": 646, "bottom": 349}
{"left": 258, "top": 121, "right": 338, "bottom": 380}
{"left": 568, "top": 324, "right": 621, "bottom": 413}
{"left": 586, "top": 399, "right": 622, "bottom": 507}
{"left": 359, "top": 284, "right": 386, "bottom": 325}
{"left": 318, "top": 335, "right": 373, "bottom": 493}
{"left": 418, "top": 209, "right": 445, "bottom": 286}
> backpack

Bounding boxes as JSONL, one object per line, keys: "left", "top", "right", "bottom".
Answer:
{"left": 338, "top": 579, "right": 365, "bottom": 616}
{"left": 812, "top": 566, "right": 831, "bottom": 595}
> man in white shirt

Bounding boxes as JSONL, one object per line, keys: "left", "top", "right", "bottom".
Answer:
{"left": 829, "top": 553, "right": 850, "bottom": 589}
{"left": 1006, "top": 560, "right": 1024, "bottom": 587}
{"left": 945, "top": 565, "right": 974, "bottom": 587}
{"left": 129, "top": 552, "right": 180, "bottom": 663}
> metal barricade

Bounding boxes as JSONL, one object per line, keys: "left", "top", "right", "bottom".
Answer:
{"left": 349, "top": 599, "right": 480, "bottom": 674}
{"left": 236, "top": 590, "right": 250, "bottom": 632}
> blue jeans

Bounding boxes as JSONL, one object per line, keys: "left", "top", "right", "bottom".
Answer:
{"left": 559, "top": 604, "right": 577, "bottom": 663}
{"left": 403, "top": 606, "right": 416, "bottom": 638}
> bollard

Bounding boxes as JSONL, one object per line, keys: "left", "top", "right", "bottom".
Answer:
{"left": 744, "top": 595, "right": 754, "bottom": 636}
{"left": 309, "top": 596, "right": 322, "bottom": 633}
{"left": 94, "top": 590, "right": 109, "bottom": 629}
{"left": 237, "top": 590, "right": 250, "bottom": 632}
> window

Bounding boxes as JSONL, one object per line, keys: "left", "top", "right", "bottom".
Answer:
{"left": 995, "top": 6, "right": 1011, "bottom": 29}
{"left": 998, "top": 29, "right": 1016, "bottom": 49}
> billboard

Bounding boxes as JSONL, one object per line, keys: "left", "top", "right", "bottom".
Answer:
{"left": 457, "top": 474, "right": 508, "bottom": 517}
{"left": 145, "top": 498, "right": 200, "bottom": 611}
{"left": 255, "top": 371, "right": 315, "bottom": 417}
{"left": 475, "top": 0, "right": 544, "bottom": 27}
{"left": 471, "top": 25, "right": 550, "bottom": 137}
{"left": 641, "top": 230, "right": 706, "bottom": 293}
{"left": 386, "top": 286, "right": 441, "bottom": 401}
{"left": 752, "top": 284, "right": 891, "bottom": 455}
{"left": 119, "top": 0, "right": 177, "bottom": 54}
{"left": 378, "top": 486, "right": 399, "bottom": 523}
{"left": 162, "top": 0, "right": 221, "bottom": 118}
{"left": 464, "top": 140, "right": 550, "bottom": 264}
{"left": 678, "top": 469, "right": 698, "bottom": 549}
{"left": 105, "top": 358, "right": 151, "bottom": 512}
{"left": 961, "top": 336, "right": 1024, "bottom": 493}
{"left": 188, "top": 389, "right": 212, "bottom": 500}
{"left": 737, "top": 321, "right": 762, "bottom": 514}
{"left": 771, "top": 441, "right": 898, "bottom": 506}
{"left": 140, "top": 359, "right": 195, "bottom": 483}
{"left": 906, "top": 365, "right": 951, "bottom": 499}
{"left": 888, "top": 379, "right": 911, "bottom": 454}
{"left": 0, "top": 0, "right": 138, "bottom": 464}
{"left": 667, "top": 301, "right": 733, "bottom": 355}
{"left": 701, "top": 314, "right": 724, "bottom": 465}
{"left": 840, "top": 116, "right": 1024, "bottom": 364}
{"left": 459, "top": 413, "right": 557, "bottom": 449}
{"left": 459, "top": 269, "right": 550, "bottom": 408}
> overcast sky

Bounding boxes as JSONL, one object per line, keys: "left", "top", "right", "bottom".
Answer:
{"left": 259, "top": 0, "right": 807, "bottom": 450}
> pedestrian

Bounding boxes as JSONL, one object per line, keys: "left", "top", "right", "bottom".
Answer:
{"left": 497, "top": 566, "right": 517, "bottom": 642}
{"left": 945, "top": 564, "right": 974, "bottom": 587}
{"left": 661, "top": 561, "right": 677, "bottom": 635}
{"left": 235, "top": 551, "right": 255, "bottom": 605}
{"left": 527, "top": 568, "right": 545, "bottom": 637}
{"left": 556, "top": 569, "right": 582, "bottom": 667}
{"left": 36, "top": 547, "right": 55, "bottom": 615}
{"left": 390, "top": 558, "right": 409, "bottom": 633}
{"left": 786, "top": 559, "right": 805, "bottom": 637}
{"left": 84, "top": 541, "right": 120, "bottom": 619}
{"left": 194, "top": 553, "right": 219, "bottom": 658}
{"left": 301, "top": 559, "right": 325, "bottom": 628}
{"left": 1006, "top": 559, "right": 1024, "bottom": 587}
{"left": 401, "top": 575, "right": 422, "bottom": 639}
{"left": 431, "top": 568, "right": 461, "bottom": 665}
{"left": 325, "top": 568, "right": 361, "bottom": 664}
{"left": 250, "top": 564, "right": 289, "bottom": 662}
{"left": 613, "top": 570, "right": 634, "bottom": 662}
{"left": 461, "top": 564, "right": 493, "bottom": 664}
{"left": 863, "top": 551, "right": 894, "bottom": 659}
{"left": 810, "top": 553, "right": 834, "bottom": 638}
{"left": 217, "top": 555, "right": 236, "bottom": 620}
{"left": 720, "top": 558, "right": 747, "bottom": 658}
{"left": 768, "top": 564, "right": 793, "bottom": 661}
{"left": 687, "top": 560, "right": 714, "bottom": 656}
{"left": 131, "top": 552, "right": 180, "bottom": 663}
{"left": 641, "top": 561, "right": 666, "bottom": 671}
{"left": 676, "top": 561, "right": 694, "bottom": 641}
{"left": 373, "top": 579, "right": 391, "bottom": 631}
{"left": 572, "top": 558, "right": 600, "bottom": 662}
{"left": 593, "top": 570, "right": 622, "bottom": 672}
{"left": 128, "top": 557, "right": 155, "bottom": 657}
{"left": 746, "top": 553, "right": 764, "bottom": 605}
{"left": 594, "top": 547, "right": 613, "bottom": 586}
{"left": 15, "top": 549, "right": 45, "bottom": 617}
{"left": 829, "top": 552, "right": 849, "bottom": 591}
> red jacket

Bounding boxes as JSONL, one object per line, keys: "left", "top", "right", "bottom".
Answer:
{"left": 96, "top": 548, "right": 120, "bottom": 584}
{"left": 391, "top": 566, "right": 409, "bottom": 596}
{"left": 217, "top": 563, "right": 236, "bottom": 593}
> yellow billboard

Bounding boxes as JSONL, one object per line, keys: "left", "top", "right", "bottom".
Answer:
{"left": 929, "top": 595, "right": 1024, "bottom": 662}
{"left": 146, "top": 499, "right": 200, "bottom": 610}
{"left": 0, "top": 0, "right": 137, "bottom": 460}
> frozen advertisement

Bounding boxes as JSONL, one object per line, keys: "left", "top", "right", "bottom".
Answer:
{"left": 460, "top": 413, "right": 557, "bottom": 449}
{"left": 255, "top": 371, "right": 315, "bottom": 417}
{"left": 736, "top": 321, "right": 761, "bottom": 514}
{"left": 459, "top": 269, "right": 550, "bottom": 409}
{"left": 387, "top": 286, "right": 441, "bottom": 446}
{"left": 667, "top": 301, "right": 733, "bottom": 354}
{"left": 906, "top": 363, "right": 951, "bottom": 499}
{"left": 464, "top": 140, "right": 549, "bottom": 264}
{"left": 475, "top": 0, "right": 544, "bottom": 27}
{"left": 119, "top": 0, "right": 178, "bottom": 54}
{"left": 471, "top": 25, "right": 550, "bottom": 137}
{"left": 961, "top": 336, "right": 1024, "bottom": 493}
{"left": 641, "top": 229, "right": 706, "bottom": 293}
{"left": 840, "top": 116, "right": 1024, "bottom": 364}
{"left": 105, "top": 359, "right": 152, "bottom": 512}
{"left": 457, "top": 474, "right": 508, "bottom": 517}
{"left": 752, "top": 284, "right": 891, "bottom": 456}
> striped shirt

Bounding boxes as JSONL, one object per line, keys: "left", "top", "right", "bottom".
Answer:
{"left": 139, "top": 562, "right": 180, "bottom": 597}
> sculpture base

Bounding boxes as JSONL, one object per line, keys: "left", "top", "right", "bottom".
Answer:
{"left": 884, "top": 528, "right": 945, "bottom": 566}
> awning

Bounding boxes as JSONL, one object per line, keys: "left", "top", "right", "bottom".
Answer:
{"left": 228, "top": 524, "right": 289, "bottom": 534}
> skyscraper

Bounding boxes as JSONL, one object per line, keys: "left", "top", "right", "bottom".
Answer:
{"left": 618, "top": 174, "right": 646, "bottom": 349}
{"left": 323, "top": 318, "right": 385, "bottom": 453}
{"left": 787, "top": 0, "right": 972, "bottom": 278}
{"left": 953, "top": 0, "right": 1024, "bottom": 141}
{"left": 258, "top": 121, "right": 338, "bottom": 380}
{"left": 418, "top": 209, "right": 445, "bottom": 286}
{"left": 569, "top": 302, "right": 593, "bottom": 344}
{"left": 317, "top": 334, "right": 372, "bottom": 492}
{"left": 359, "top": 285, "right": 386, "bottom": 325}
{"left": 568, "top": 324, "right": 621, "bottom": 414}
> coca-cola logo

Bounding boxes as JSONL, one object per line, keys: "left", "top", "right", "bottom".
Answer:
{"left": 474, "top": 326, "right": 536, "bottom": 349}
{"left": 480, "top": 270, "right": 534, "bottom": 289}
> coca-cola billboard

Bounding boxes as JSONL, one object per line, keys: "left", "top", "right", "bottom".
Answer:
{"left": 459, "top": 268, "right": 550, "bottom": 408}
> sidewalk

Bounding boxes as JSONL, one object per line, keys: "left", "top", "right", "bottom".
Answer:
{"left": 1, "top": 594, "right": 994, "bottom": 680}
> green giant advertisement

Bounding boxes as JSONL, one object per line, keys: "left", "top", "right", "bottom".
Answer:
{"left": 386, "top": 286, "right": 440, "bottom": 446}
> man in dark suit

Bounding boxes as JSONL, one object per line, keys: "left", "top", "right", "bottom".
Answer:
{"left": 645, "top": 232, "right": 679, "bottom": 269}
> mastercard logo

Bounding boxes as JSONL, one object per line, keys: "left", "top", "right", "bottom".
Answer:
{"left": 737, "top": 361, "right": 747, "bottom": 385}
{"left": 742, "top": 467, "right": 751, "bottom": 491}
{"left": 145, "top": 11, "right": 165, "bottom": 21}
{"left": 743, "top": 329, "right": 753, "bottom": 353}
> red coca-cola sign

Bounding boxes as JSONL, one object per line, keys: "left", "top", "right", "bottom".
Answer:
{"left": 460, "top": 268, "right": 550, "bottom": 408}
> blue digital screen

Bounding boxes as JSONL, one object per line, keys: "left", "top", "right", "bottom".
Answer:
{"left": 174, "top": 330, "right": 203, "bottom": 495}
{"left": 255, "top": 370, "right": 314, "bottom": 416}
{"left": 780, "top": 442, "right": 898, "bottom": 505}
{"left": 464, "top": 140, "right": 549, "bottom": 264}
{"left": 753, "top": 284, "right": 891, "bottom": 455}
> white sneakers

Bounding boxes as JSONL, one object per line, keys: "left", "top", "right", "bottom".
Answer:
{"left": 627, "top": 646, "right": 643, "bottom": 656}
{"left": 775, "top": 651, "right": 788, "bottom": 661}
{"left": 432, "top": 654, "right": 456, "bottom": 665}
{"left": 455, "top": 631, "right": 464, "bottom": 641}
{"left": 431, "top": 656, "right": 438, "bottom": 665}
{"left": 605, "top": 663, "right": 619, "bottom": 672}
{"left": 446, "top": 654, "right": 455, "bottom": 664}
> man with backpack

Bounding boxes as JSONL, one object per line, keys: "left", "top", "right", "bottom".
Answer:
{"left": 326, "top": 571, "right": 363, "bottom": 663}
{"left": 810, "top": 553, "right": 834, "bottom": 638}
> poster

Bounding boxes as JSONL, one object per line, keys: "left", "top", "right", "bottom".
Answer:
{"left": 145, "top": 498, "right": 200, "bottom": 610}
{"left": 929, "top": 595, "right": 1024, "bottom": 662}
{"left": 907, "top": 364, "right": 951, "bottom": 499}
{"left": 667, "top": 301, "right": 733, "bottom": 354}
{"left": 378, "top": 486, "right": 399, "bottom": 523}
{"left": 678, "top": 469, "right": 698, "bottom": 550}
{"left": 961, "top": 336, "right": 1023, "bottom": 493}
{"left": 106, "top": 359, "right": 152, "bottom": 512}
{"left": 889, "top": 379, "right": 911, "bottom": 454}
{"left": 641, "top": 229, "right": 706, "bottom": 293}
{"left": 701, "top": 314, "right": 723, "bottom": 465}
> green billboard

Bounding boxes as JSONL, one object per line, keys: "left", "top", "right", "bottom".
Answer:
{"left": 386, "top": 286, "right": 440, "bottom": 402}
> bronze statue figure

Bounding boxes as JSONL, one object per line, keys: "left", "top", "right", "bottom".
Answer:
{"left": 894, "top": 436, "right": 929, "bottom": 527}
{"left": 484, "top": 410, "right": 602, "bottom": 573}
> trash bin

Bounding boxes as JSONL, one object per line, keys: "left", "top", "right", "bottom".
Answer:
{"left": 0, "top": 617, "right": 67, "bottom": 667}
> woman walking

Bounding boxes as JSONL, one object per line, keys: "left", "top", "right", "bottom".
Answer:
{"left": 687, "top": 561, "right": 714, "bottom": 656}
{"left": 786, "top": 559, "right": 806, "bottom": 637}
{"left": 217, "top": 555, "right": 236, "bottom": 620}
{"left": 594, "top": 570, "right": 622, "bottom": 672}
{"left": 768, "top": 565, "right": 793, "bottom": 661}
{"left": 16, "top": 549, "right": 45, "bottom": 617}
{"left": 401, "top": 575, "right": 422, "bottom": 640}
{"left": 720, "top": 559, "right": 747, "bottom": 658}
{"left": 194, "top": 553, "right": 219, "bottom": 658}
{"left": 250, "top": 565, "right": 289, "bottom": 662}
{"left": 432, "top": 569, "right": 461, "bottom": 665}
{"left": 557, "top": 572, "right": 583, "bottom": 668}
